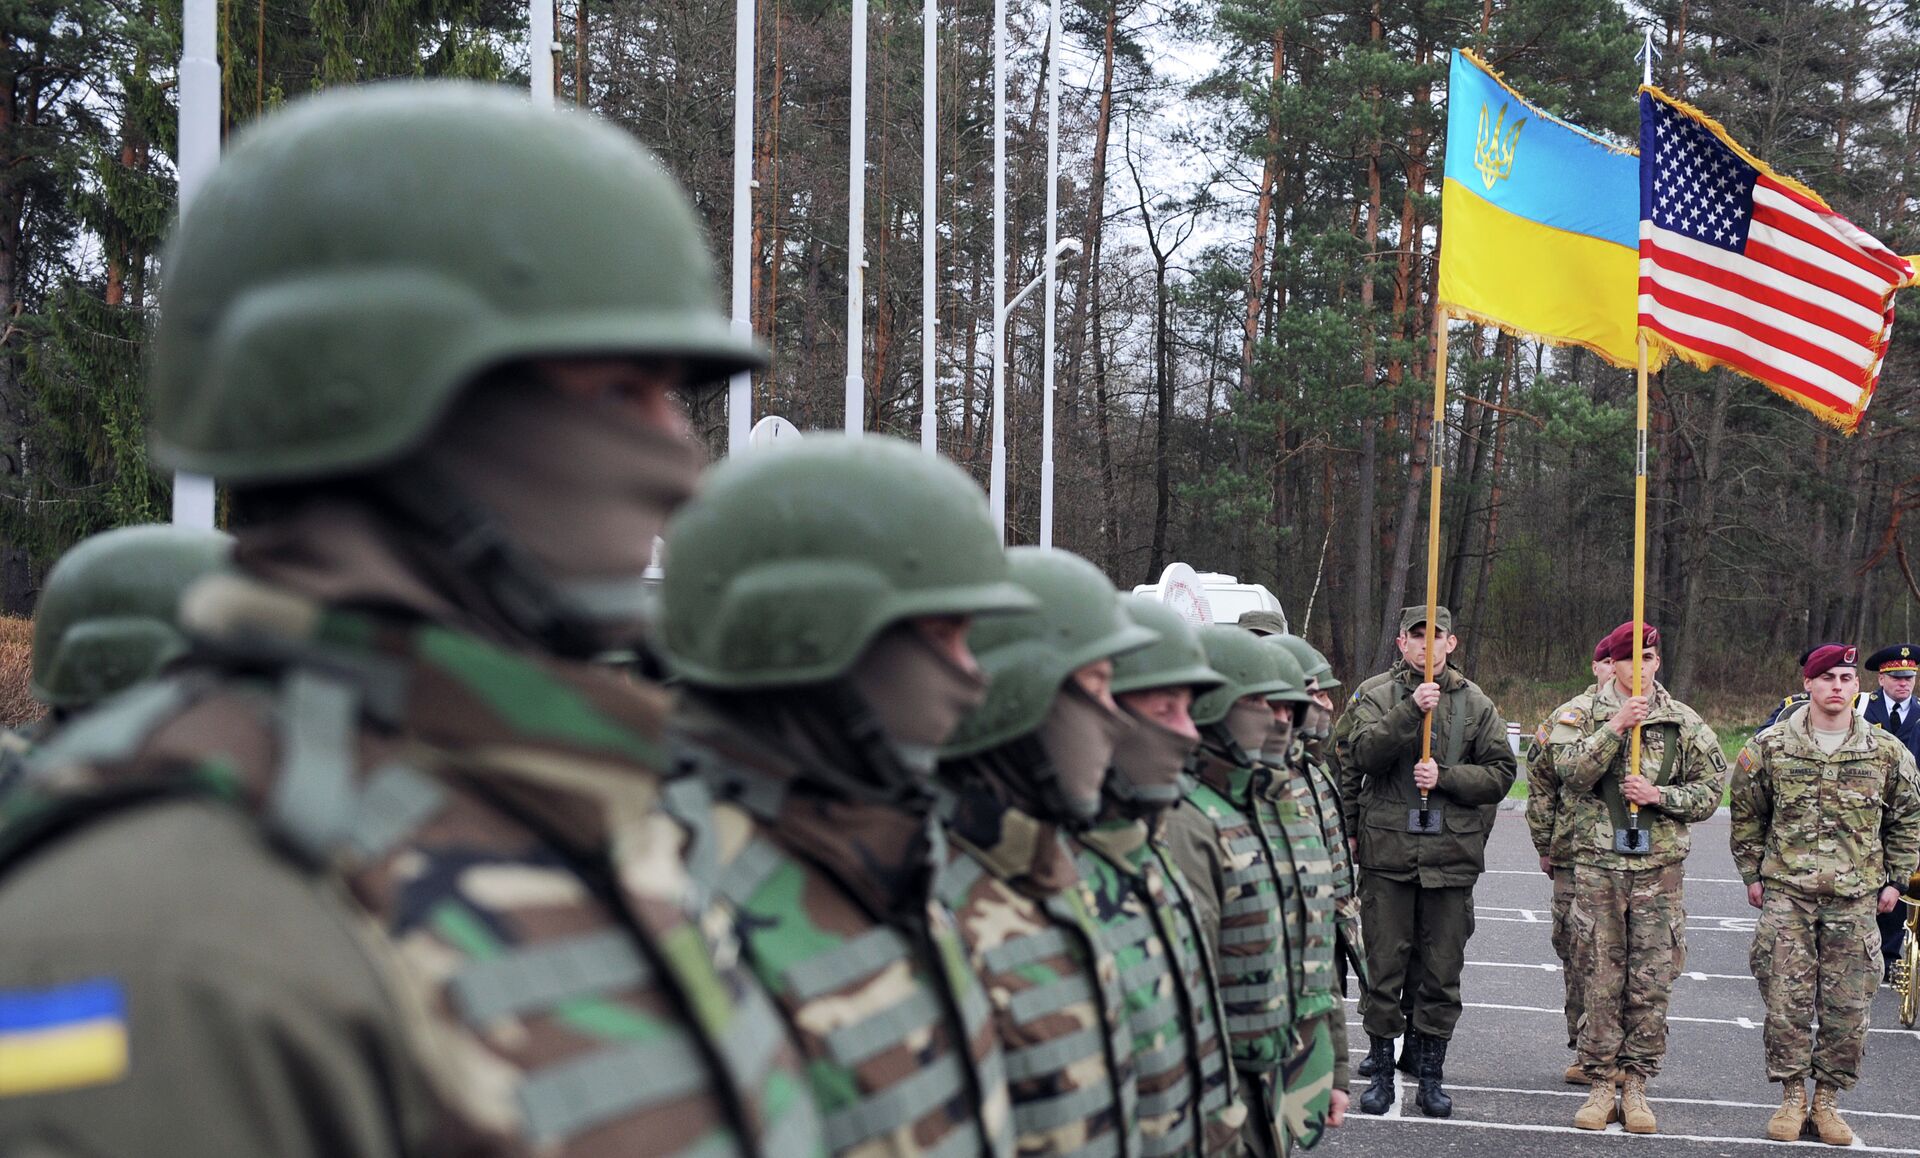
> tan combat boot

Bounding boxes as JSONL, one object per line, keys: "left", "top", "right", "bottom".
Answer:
{"left": 1573, "top": 1082, "right": 1618, "bottom": 1130}
{"left": 1620, "top": 1074, "right": 1657, "bottom": 1134}
{"left": 1809, "top": 1083, "right": 1854, "bottom": 1146}
{"left": 1563, "top": 1061, "right": 1589, "bottom": 1085}
{"left": 1766, "top": 1082, "right": 1808, "bottom": 1142}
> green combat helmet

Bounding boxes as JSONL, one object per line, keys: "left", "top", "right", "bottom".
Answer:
{"left": 31, "top": 525, "right": 233, "bottom": 712}
{"left": 1274, "top": 632, "right": 1340, "bottom": 690}
{"left": 1109, "top": 597, "right": 1222, "bottom": 812}
{"left": 150, "top": 82, "right": 760, "bottom": 484}
{"left": 945, "top": 547, "right": 1156, "bottom": 758}
{"left": 1112, "top": 597, "right": 1224, "bottom": 698}
{"left": 1261, "top": 636, "right": 1315, "bottom": 707}
{"left": 658, "top": 435, "right": 1034, "bottom": 690}
{"left": 1192, "top": 625, "right": 1294, "bottom": 766}
{"left": 146, "top": 83, "right": 761, "bottom": 656}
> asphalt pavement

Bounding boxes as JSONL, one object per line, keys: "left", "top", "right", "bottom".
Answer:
{"left": 1315, "top": 800, "right": 1920, "bottom": 1156}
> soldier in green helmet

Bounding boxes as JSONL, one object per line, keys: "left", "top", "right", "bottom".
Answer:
{"left": 0, "top": 524, "right": 232, "bottom": 793}
{"left": 1254, "top": 635, "right": 1353, "bottom": 1146}
{"left": 1072, "top": 597, "right": 1247, "bottom": 1156}
{"left": 938, "top": 546, "right": 1148, "bottom": 1158}
{"left": 0, "top": 83, "right": 821, "bottom": 1157}
{"left": 1159, "top": 625, "right": 1297, "bottom": 1157}
{"left": 659, "top": 434, "right": 1024, "bottom": 1158}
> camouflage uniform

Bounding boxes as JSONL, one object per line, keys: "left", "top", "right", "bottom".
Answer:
{"left": 940, "top": 781, "right": 1140, "bottom": 1158}
{"left": 1547, "top": 681, "right": 1726, "bottom": 1079}
{"left": 1731, "top": 706, "right": 1920, "bottom": 1088}
{"left": 0, "top": 579, "right": 819, "bottom": 1157}
{"left": 1075, "top": 818, "right": 1245, "bottom": 1156}
{"left": 1254, "top": 762, "right": 1341, "bottom": 1149}
{"left": 675, "top": 703, "right": 1016, "bottom": 1157}
{"left": 1162, "top": 753, "right": 1291, "bottom": 1157}
{"left": 1523, "top": 700, "right": 1590, "bottom": 1048}
{"left": 0, "top": 85, "right": 821, "bottom": 1158}
{"left": 1296, "top": 746, "right": 1358, "bottom": 1086}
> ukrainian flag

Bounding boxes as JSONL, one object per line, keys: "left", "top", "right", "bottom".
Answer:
{"left": 0, "top": 979, "right": 129, "bottom": 1096}
{"left": 1439, "top": 50, "right": 1644, "bottom": 369}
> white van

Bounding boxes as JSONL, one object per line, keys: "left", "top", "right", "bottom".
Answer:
{"left": 1132, "top": 564, "right": 1287, "bottom": 631}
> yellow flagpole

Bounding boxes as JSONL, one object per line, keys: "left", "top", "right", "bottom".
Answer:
{"left": 1628, "top": 333, "right": 1649, "bottom": 826}
{"left": 1420, "top": 307, "right": 1449, "bottom": 815}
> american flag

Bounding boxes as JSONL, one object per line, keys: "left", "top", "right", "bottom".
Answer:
{"left": 1638, "top": 90, "right": 1914, "bottom": 432}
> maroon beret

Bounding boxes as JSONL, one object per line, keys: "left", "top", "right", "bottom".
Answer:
{"left": 1602, "top": 621, "right": 1660, "bottom": 663}
{"left": 1804, "top": 644, "right": 1859, "bottom": 680}
{"left": 1594, "top": 638, "right": 1612, "bottom": 663}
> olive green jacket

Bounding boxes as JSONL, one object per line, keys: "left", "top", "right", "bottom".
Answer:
{"left": 1342, "top": 661, "right": 1515, "bottom": 886}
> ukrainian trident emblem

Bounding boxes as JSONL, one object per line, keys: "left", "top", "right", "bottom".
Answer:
{"left": 1475, "top": 101, "right": 1525, "bottom": 190}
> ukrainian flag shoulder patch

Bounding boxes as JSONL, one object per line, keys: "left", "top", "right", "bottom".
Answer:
{"left": 0, "top": 978, "right": 129, "bottom": 1096}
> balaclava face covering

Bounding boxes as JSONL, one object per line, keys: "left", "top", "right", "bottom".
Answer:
{"left": 1110, "top": 709, "right": 1197, "bottom": 814}
{"left": 1304, "top": 701, "right": 1333, "bottom": 741}
{"left": 849, "top": 623, "right": 989, "bottom": 775}
{"left": 1223, "top": 697, "right": 1273, "bottom": 760}
{"left": 1037, "top": 678, "right": 1131, "bottom": 822}
{"left": 427, "top": 374, "right": 702, "bottom": 645}
{"left": 1260, "top": 706, "right": 1298, "bottom": 765}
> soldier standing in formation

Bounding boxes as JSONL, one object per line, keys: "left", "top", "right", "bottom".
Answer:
{"left": 1732, "top": 643, "right": 1920, "bottom": 1145}
{"left": 938, "top": 547, "right": 1147, "bottom": 1158}
{"left": 1523, "top": 631, "right": 1616, "bottom": 1084}
{"left": 658, "top": 438, "right": 1022, "bottom": 1157}
{"left": 1075, "top": 598, "right": 1247, "bottom": 1156}
{"left": 1342, "top": 606, "right": 1516, "bottom": 1118}
{"left": 1160, "top": 626, "right": 1297, "bottom": 1156}
{"left": 1548, "top": 622, "right": 1727, "bottom": 1135}
{"left": 0, "top": 84, "right": 824, "bottom": 1156}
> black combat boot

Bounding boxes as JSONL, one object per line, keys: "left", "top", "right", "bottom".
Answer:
{"left": 1395, "top": 1033, "right": 1423, "bottom": 1075}
{"left": 1414, "top": 1033, "right": 1453, "bottom": 1118}
{"left": 1356, "top": 1044, "right": 1382, "bottom": 1078}
{"left": 1359, "top": 1036, "right": 1397, "bottom": 1115}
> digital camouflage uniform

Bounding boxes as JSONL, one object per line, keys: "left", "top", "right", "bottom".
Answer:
{"left": 657, "top": 437, "right": 1034, "bottom": 1158}
{"left": 1731, "top": 706, "right": 1920, "bottom": 1089}
{"left": 0, "top": 85, "right": 822, "bottom": 1158}
{"left": 942, "top": 548, "right": 1153, "bottom": 1158}
{"left": 1343, "top": 659, "right": 1515, "bottom": 1043}
{"left": 1295, "top": 747, "right": 1358, "bottom": 1086}
{"left": 1547, "top": 681, "right": 1726, "bottom": 1080}
{"left": 1523, "top": 694, "right": 1593, "bottom": 1049}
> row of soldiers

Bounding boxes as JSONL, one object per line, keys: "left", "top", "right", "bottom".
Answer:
{"left": 0, "top": 81, "right": 1492, "bottom": 1158}
{"left": 1527, "top": 631, "right": 1920, "bottom": 1144}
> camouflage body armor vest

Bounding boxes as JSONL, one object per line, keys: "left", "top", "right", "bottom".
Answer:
{"left": 1182, "top": 767, "right": 1292, "bottom": 1070}
{"left": 1074, "top": 819, "right": 1243, "bottom": 1156}
{"left": 1, "top": 588, "right": 817, "bottom": 1158}
{"left": 1253, "top": 765, "right": 1340, "bottom": 1149}
{"left": 942, "top": 809, "right": 1140, "bottom": 1158}
{"left": 673, "top": 729, "right": 1015, "bottom": 1158}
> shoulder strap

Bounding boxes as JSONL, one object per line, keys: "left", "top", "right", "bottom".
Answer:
{"left": 1653, "top": 723, "right": 1682, "bottom": 787}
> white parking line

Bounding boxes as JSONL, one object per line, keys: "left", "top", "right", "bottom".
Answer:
{"left": 1484, "top": 870, "right": 1750, "bottom": 885}
{"left": 1463, "top": 960, "right": 1756, "bottom": 982}
{"left": 1473, "top": 905, "right": 1759, "bottom": 932}
{"left": 1343, "top": 1111, "right": 1901, "bottom": 1152}
{"left": 1439, "top": 999, "right": 1920, "bottom": 1040}
{"left": 1438, "top": 1083, "right": 1920, "bottom": 1122}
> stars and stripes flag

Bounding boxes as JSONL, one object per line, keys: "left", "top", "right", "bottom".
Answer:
{"left": 1638, "top": 87, "right": 1917, "bottom": 432}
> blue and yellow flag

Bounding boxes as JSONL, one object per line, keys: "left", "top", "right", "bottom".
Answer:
{"left": 0, "top": 978, "right": 130, "bottom": 1096}
{"left": 1439, "top": 50, "right": 1645, "bottom": 369}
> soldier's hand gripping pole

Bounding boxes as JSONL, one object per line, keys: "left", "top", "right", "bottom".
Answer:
{"left": 1410, "top": 309, "right": 1448, "bottom": 837}
{"left": 1615, "top": 335, "right": 1653, "bottom": 856}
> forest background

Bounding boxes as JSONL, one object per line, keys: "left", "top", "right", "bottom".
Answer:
{"left": 0, "top": 0, "right": 1917, "bottom": 730}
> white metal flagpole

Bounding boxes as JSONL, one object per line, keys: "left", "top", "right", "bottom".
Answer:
{"left": 988, "top": 0, "right": 1007, "bottom": 537}
{"left": 530, "top": 0, "right": 555, "bottom": 106}
{"left": 728, "top": 0, "right": 755, "bottom": 454}
{"left": 172, "top": 0, "right": 219, "bottom": 528}
{"left": 845, "top": 0, "right": 868, "bottom": 436}
{"left": 920, "top": 0, "right": 937, "bottom": 451}
{"left": 1038, "top": 2, "right": 1060, "bottom": 548}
